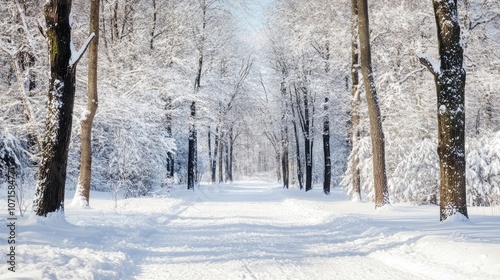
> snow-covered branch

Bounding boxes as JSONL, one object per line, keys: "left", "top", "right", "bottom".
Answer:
{"left": 399, "top": 68, "right": 425, "bottom": 84}
{"left": 69, "top": 33, "right": 95, "bottom": 68}
{"left": 416, "top": 52, "right": 440, "bottom": 76}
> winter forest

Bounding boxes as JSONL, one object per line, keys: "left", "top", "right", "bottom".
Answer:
{"left": 1, "top": 0, "right": 500, "bottom": 279}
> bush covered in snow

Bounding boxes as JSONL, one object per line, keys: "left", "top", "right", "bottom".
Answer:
{"left": 0, "top": 131, "right": 36, "bottom": 215}
{"left": 389, "top": 138, "right": 439, "bottom": 205}
{"left": 467, "top": 132, "right": 500, "bottom": 206}
{"left": 344, "top": 132, "right": 500, "bottom": 207}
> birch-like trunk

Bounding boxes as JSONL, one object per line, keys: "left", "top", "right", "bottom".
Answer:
{"left": 357, "top": 0, "right": 389, "bottom": 208}
{"left": 76, "top": 0, "right": 100, "bottom": 206}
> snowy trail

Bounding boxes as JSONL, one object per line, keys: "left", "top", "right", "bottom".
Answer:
{"left": 133, "top": 182, "right": 425, "bottom": 279}
{"left": 2, "top": 180, "right": 500, "bottom": 279}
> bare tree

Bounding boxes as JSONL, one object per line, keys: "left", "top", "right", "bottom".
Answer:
{"left": 350, "top": 0, "right": 361, "bottom": 200}
{"left": 75, "top": 0, "right": 100, "bottom": 207}
{"left": 323, "top": 97, "right": 331, "bottom": 195}
{"left": 188, "top": 0, "right": 207, "bottom": 190}
{"left": 356, "top": 0, "right": 389, "bottom": 208}
{"left": 34, "top": 0, "right": 93, "bottom": 216}
{"left": 418, "top": 0, "right": 468, "bottom": 221}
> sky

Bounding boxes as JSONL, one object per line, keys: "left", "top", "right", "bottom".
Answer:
{"left": 234, "top": 0, "right": 274, "bottom": 36}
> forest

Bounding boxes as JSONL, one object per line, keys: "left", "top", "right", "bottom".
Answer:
{"left": 0, "top": 0, "right": 499, "bottom": 221}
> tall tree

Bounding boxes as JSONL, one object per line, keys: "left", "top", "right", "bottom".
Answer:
{"left": 188, "top": 0, "right": 207, "bottom": 190}
{"left": 323, "top": 97, "right": 331, "bottom": 195}
{"left": 350, "top": 0, "right": 361, "bottom": 200}
{"left": 280, "top": 77, "right": 290, "bottom": 189}
{"left": 34, "top": 0, "right": 93, "bottom": 216}
{"left": 75, "top": 0, "right": 100, "bottom": 206}
{"left": 418, "top": 0, "right": 468, "bottom": 221}
{"left": 356, "top": 0, "right": 389, "bottom": 208}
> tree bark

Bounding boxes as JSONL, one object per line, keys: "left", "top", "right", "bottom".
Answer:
{"left": 289, "top": 90, "right": 304, "bottom": 190}
{"left": 276, "top": 151, "right": 281, "bottom": 182}
{"left": 224, "top": 138, "right": 229, "bottom": 182}
{"left": 281, "top": 81, "right": 289, "bottom": 189}
{"left": 228, "top": 126, "right": 234, "bottom": 182}
{"left": 35, "top": 0, "right": 91, "bottom": 216}
{"left": 419, "top": 0, "right": 468, "bottom": 221}
{"left": 357, "top": 0, "right": 389, "bottom": 208}
{"left": 187, "top": 0, "right": 206, "bottom": 190}
{"left": 302, "top": 86, "right": 313, "bottom": 192}
{"left": 165, "top": 97, "right": 174, "bottom": 178}
{"left": 323, "top": 98, "right": 331, "bottom": 195}
{"left": 281, "top": 125, "right": 289, "bottom": 189}
{"left": 218, "top": 132, "right": 224, "bottom": 183}
{"left": 76, "top": 0, "right": 100, "bottom": 206}
{"left": 187, "top": 100, "right": 197, "bottom": 190}
{"left": 150, "top": 0, "right": 157, "bottom": 50}
{"left": 212, "top": 126, "right": 219, "bottom": 183}
{"left": 350, "top": 0, "right": 362, "bottom": 199}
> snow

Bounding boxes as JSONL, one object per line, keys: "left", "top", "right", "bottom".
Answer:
{"left": 68, "top": 33, "right": 95, "bottom": 68}
{"left": 1, "top": 180, "right": 500, "bottom": 279}
{"left": 416, "top": 51, "right": 441, "bottom": 75}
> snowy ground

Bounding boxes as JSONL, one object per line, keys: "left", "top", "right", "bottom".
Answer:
{"left": 1, "top": 180, "right": 500, "bottom": 279}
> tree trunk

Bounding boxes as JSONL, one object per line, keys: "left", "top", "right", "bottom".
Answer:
{"left": 35, "top": 0, "right": 90, "bottom": 216}
{"left": 187, "top": 100, "right": 197, "bottom": 190}
{"left": 303, "top": 86, "right": 313, "bottom": 192}
{"left": 350, "top": 0, "right": 362, "bottom": 199}
{"left": 228, "top": 126, "right": 234, "bottom": 182}
{"left": 281, "top": 81, "right": 289, "bottom": 189}
{"left": 419, "top": 0, "right": 468, "bottom": 221}
{"left": 224, "top": 138, "right": 229, "bottom": 182}
{"left": 165, "top": 97, "right": 174, "bottom": 178}
{"left": 281, "top": 126, "right": 289, "bottom": 189}
{"left": 149, "top": 0, "right": 157, "bottom": 50}
{"left": 212, "top": 126, "right": 219, "bottom": 183}
{"left": 112, "top": 0, "right": 119, "bottom": 42}
{"left": 323, "top": 98, "right": 331, "bottom": 195}
{"left": 289, "top": 91, "right": 304, "bottom": 190}
{"left": 357, "top": 0, "right": 389, "bottom": 208}
{"left": 76, "top": 0, "right": 100, "bottom": 206}
{"left": 187, "top": 0, "right": 206, "bottom": 190}
{"left": 218, "top": 133, "right": 224, "bottom": 183}
{"left": 276, "top": 151, "right": 281, "bottom": 182}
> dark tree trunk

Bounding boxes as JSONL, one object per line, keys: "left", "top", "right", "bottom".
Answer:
{"left": 419, "top": 0, "right": 468, "bottom": 221}
{"left": 350, "top": 0, "right": 362, "bottom": 199}
{"left": 187, "top": 100, "right": 197, "bottom": 190}
{"left": 276, "top": 151, "right": 281, "bottom": 182}
{"left": 218, "top": 132, "right": 224, "bottom": 183}
{"left": 112, "top": 1, "right": 119, "bottom": 42}
{"left": 35, "top": 0, "right": 90, "bottom": 216}
{"left": 212, "top": 126, "right": 219, "bottom": 183}
{"left": 166, "top": 97, "right": 174, "bottom": 178}
{"left": 281, "top": 127, "right": 289, "bottom": 189}
{"left": 357, "top": 0, "right": 389, "bottom": 208}
{"left": 281, "top": 81, "right": 289, "bottom": 189}
{"left": 187, "top": 1, "right": 206, "bottom": 190}
{"left": 224, "top": 138, "right": 229, "bottom": 182}
{"left": 302, "top": 86, "right": 313, "bottom": 192}
{"left": 150, "top": 0, "right": 157, "bottom": 50}
{"left": 323, "top": 98, "right": 331, "bottom": 195}
{"left": 228, "top": 126, "right": 234, "bottom": 182}
{"left": 289, "top": 91, "right": 304, "bottom": 190}
{"left": 208, "top": 128, "right": 212, "bottom": 182}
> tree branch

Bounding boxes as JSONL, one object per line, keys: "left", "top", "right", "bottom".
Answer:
{"left": 69, "top": 32, "right": 95, "bottom": 68}
{"left": 417, "top": 52, "right": 440, "bottom": 76}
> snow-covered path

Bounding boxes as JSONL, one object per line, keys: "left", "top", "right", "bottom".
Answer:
{"left": 133, "top": 182, "right": 428, "bottom": 279}
{"left": 2, "top": 180, "right": 500, "bottom": 279}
